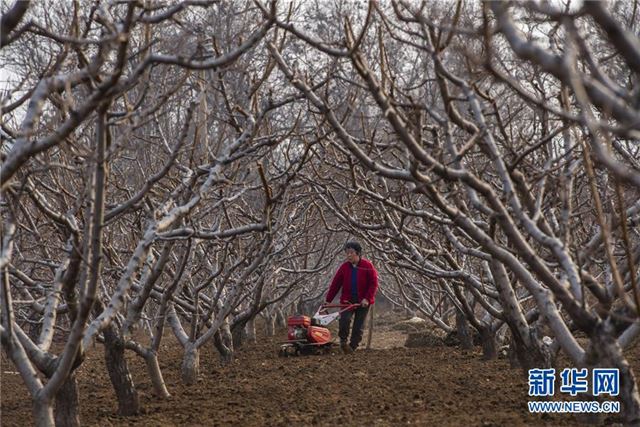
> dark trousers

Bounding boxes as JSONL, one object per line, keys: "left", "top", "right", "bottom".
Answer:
{"left": 339, "top": 306, "right": 369, "bottom": 349}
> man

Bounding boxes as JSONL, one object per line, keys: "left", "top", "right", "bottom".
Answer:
{"left": 325, "top": 241, "right": 379, "bottom": 354}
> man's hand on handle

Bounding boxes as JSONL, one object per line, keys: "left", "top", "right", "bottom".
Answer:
{"left": 360, "top": 299, "right": 369, "bottom": 308}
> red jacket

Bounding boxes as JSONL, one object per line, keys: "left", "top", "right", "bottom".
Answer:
{"left": 326, "top": 258, "right": 379, "bottom": 304}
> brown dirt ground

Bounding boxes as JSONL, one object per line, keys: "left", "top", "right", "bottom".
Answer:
{"left": 1, "top": 312, "right": 636, "bottom": 426}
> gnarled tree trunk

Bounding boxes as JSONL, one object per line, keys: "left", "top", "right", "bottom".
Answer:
{"left": 246, "top": 317, "right": 256, "bottom": 344}
{"left": 54, "top": 373, "right": 81, "bottom": 427}
{"left": 181, "top": 343, "right": 200, "bottom": 385}
{"left": 276, "top": 307, "right": 287, "bottom": 329}
{"left": 589, "top": 323, "right": 640, "bottom": 426}
{"left": 478, "top": 325, "right": 498, "bottom": 360}
{"left": 456, "top": 308, "right": 474, "bottom": 350}
{"left": 232, "top": 323, "right": 246, "bottom": 349}
{"left": 104, "top": 327, "right": 140, "bottom": 416}
{"left": 34, "top": 394, "right": 55, "bottom": 427}
{"left": 508, "top": 328, "right": 552, "bottom": 372}
{"left": 213, "top": 321, "right": 234, "bottom": 365}
{"left": 265, "top": 313, "right": 276, "bottom": 336}
{"left": 144, "top": 350, "right": 170, "bottom": 398}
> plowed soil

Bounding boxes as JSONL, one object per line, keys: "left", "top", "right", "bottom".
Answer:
{"left": 1, "top": 313, "right": 635, "bottom": 426}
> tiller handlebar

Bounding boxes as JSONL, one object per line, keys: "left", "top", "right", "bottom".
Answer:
{"left": 312, "top": 303, "right": 360, "bottom": 326}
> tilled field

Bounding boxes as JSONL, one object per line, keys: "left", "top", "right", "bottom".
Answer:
{"left": 1, "top": 319, "right": 634, "bottom": 426}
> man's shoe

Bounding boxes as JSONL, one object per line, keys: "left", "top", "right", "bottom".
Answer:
{"left": 341, "top": 342, "right": 353, "bottom": 354}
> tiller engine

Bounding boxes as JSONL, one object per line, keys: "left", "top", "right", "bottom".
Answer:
{"left": 278, "top": 303, "right": 358, "bottom": 356}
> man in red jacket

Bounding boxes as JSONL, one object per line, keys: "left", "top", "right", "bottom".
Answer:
{"left": 325, "top": 241, "right": 379, "bottom": 354}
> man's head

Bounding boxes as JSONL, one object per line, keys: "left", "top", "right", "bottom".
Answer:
{"left": 344, "top": 241, "right": 362, "bottom": 264}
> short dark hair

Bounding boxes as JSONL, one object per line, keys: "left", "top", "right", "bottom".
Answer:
{"left": 344, "top": 241, "right": 362, "bottom": 255}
